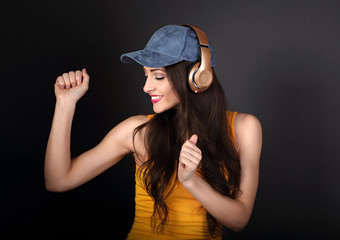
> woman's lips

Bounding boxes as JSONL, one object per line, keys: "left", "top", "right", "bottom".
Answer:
{"left": 150, "top": 95, "right": 163, "bottom": 103}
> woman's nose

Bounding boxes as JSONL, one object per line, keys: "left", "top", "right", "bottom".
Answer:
{"left": 143, "top": 76, "right": 155, "bottom": 93}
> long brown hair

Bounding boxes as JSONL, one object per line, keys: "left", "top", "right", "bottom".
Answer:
{"left": 133, "top": 61, "right": 241, "bottom": 237}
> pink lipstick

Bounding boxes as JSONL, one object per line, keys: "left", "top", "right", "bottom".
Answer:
{"left": 150, "top": 95, "right": 163, "bottom": 103}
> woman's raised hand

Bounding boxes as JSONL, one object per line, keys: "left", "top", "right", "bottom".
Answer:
{"left": 54, "top": 68, "right": 90, "bottom": 104}
{"left": 178, "top": 134, "right": 202, "bottom": 185}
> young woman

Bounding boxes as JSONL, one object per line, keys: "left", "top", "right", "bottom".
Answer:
{"left": 44, "top": 24, "right": 262, "bottom": 239}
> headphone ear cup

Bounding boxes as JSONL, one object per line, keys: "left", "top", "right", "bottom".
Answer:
{"left": 188, "top": 62, "right": 201, "bottom": 93}
{"left": 195, "top": 68, "right": 213, "bottom": 89}
{"left": 188, "top": 62, "right": 213, "bottom": 93}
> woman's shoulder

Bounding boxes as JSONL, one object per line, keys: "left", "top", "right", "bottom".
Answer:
{"left": 103, "top": 115, "right": 149, "bottom": 153}
{"left": 234, "top": 112, "right": 261, "bottom": 125}
{"left": 110, "top": 115, "right": 149, "bottom": 135}
{"left": 233, "top": 112, "right": 262, "bottom": 152}
{"left": 124, "top": 114, "right": 149, "bottom": 125}
{"left": 234, "top": 112, "right": 262, "bottom": 134}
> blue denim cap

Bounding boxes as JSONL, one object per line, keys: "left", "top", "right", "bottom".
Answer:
{"left": 120, "top": 25, "right": 215, "bottom": 68}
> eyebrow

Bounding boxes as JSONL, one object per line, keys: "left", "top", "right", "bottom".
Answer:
{"left": 143, "top": 67, "right": 165, "bottom": 72}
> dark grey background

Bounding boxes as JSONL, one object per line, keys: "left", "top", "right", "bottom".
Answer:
{"left": 1, "top": 0, "right": 339, "bottom": 239}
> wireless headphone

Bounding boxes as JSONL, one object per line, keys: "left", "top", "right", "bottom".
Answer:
{"left": 182, "top": 24, "right": 214, "bottom": 93}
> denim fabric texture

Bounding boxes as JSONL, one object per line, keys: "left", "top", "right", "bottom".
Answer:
{"left": 120, "top": 25, "right": 215, "bottom": 68}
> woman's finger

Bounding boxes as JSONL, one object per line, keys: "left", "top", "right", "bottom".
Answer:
{"left": 180, "top": 150, "right": 201, "bottom": 165}
{"left": 62, "top": 73, "right": 71, "bottom": 89}
{"left": 181, "top": 144, "right": 202, "bottom": 156}
{"left": 68, "top": 71, "right": 76, "bottom": 87}
{"left": 179, "top": 156, "right": 196, "bottom": 169}
{"left": 75, "top": 70, "right": 82, "bottom": 85}
{"left": 56, "top": 76, "right": 65, "bottom": 90}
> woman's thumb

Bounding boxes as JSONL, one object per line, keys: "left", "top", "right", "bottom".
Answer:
{"left": 189, "top": 134, "right": 198, "bottom": 145}
{"left": 82, "top": 68, "right": 90, "bottom": 85}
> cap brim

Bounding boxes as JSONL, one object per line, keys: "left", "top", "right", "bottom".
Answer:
{"left": 120, "top": 49, "right": 183, "bottom": 68}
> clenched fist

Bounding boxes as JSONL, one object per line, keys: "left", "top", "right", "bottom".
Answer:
{"left": 54, "top": 68, "right": 90, "bottom": 104}
{"left": 178, "top": 134, "right": 202, "bottom": 185}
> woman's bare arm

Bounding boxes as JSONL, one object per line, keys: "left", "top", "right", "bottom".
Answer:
{"left": 178, "top": 113, "right": 262, "bottom": 231}
{"left": 44, "top": 68, "right": 147, "bottom": 192}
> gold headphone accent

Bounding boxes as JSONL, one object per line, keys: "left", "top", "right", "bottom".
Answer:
{"left": 183, "top": 24, "right": 213, "bottom": 93}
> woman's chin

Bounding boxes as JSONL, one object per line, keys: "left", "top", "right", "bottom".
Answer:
{"left": 153, "top": 106, "right": 168, "bottom": 114}
{"left": 153, "top": 107, "right": 163, "bottom": 114}
{"left": 152, "top": 103, "right": 179, "bottom": 114}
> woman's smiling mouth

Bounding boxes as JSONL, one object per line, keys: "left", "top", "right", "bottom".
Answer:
{"left": 150, "top": 95, "right": 163, "bottom": 103}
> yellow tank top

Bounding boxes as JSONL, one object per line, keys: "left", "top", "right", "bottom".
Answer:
{"left": 127, "top": 111, "right": 237, "bottom": 240}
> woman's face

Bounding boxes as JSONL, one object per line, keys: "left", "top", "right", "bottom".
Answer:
{"left": 143, "top": 66, "right": 180, "bottom": 113}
